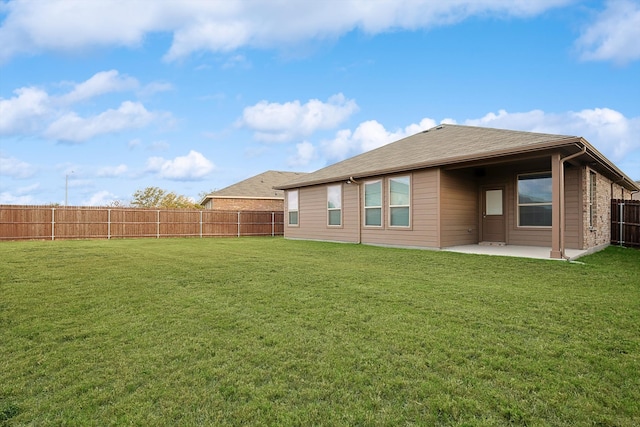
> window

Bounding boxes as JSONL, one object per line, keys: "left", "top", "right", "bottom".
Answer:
{"left": 327, "top": 185, "right": 342, "bottom": 226}
{"left": 518, "top": 172, "right": 552, "bottom": 227}
{"left": 389, "top": 176, "right": 410, "bottom": 227}
{"left": 485, "top": 189, "right": 503, "bottom": 215}
{"left": 589, "top": 171, "right": 596, "bottom": 228}
{"left": 288, "top": 190, "right": 299, "bottom": 226}
{"left": 364, "top": 180, "right": 382, "bottom": 226}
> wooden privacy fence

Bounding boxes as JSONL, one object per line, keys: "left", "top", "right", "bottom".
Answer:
{"left": 0, "top": 205, "right": 284, "bottom": 241}
{"left": 611, "top": 199, "right": 640, "bottom": 248}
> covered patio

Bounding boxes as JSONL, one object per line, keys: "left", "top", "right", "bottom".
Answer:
{"left": 443, "top": 244, "right": 591, "bottom": 261}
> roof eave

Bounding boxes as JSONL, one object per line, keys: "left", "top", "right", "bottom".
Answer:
{"left": 207, "top": 195, "right": 284, "bottom": 200}
{"left": 578, "top": 138, "right": 640, "bottom": 191}
{"left": 199, "top": 195, "right": 212, "bottom": 206}
{"left": 276, "top": 137, "right": 583, "bottom": 189}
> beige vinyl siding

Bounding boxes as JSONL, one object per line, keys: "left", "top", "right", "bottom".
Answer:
{"left": 284, "top": 153, "right": 602, "bottom": 250}
{"left": 439, "top": 169, "right": 478, "bottom": 247}
{"left": 563, "top": 167, "right": 582, "bottom": 249}
{"left": 361, "top": 170, "right": 439, "bottom": 248}
{"left": 285, "top": 184, "right": 359, "bottom": 243}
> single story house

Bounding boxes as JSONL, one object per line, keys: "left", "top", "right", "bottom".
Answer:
{"left": 275, "top": 124, "right": 639, "bottom": 259}
{"left": 200, "top": 170, "right": 306, "bottom": 211}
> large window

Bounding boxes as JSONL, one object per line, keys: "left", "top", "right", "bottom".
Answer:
{"left": 518, "top": 172, "right": 552, "bottom": 227}
{"left": 364, "top": 180, "right": 382, "bottom": 226}
{"left": 327, "top": 185, "right": 342, "bottom": 226}
{"left": 389, "top": 176, "right": 410, "bottom": 227}
{"left": 288, "top": 190, "right": 299, "bottom": 226}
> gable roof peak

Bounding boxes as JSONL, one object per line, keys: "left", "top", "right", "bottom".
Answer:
{"left": 200, "top": 170, "right": 307, "bottom": 204}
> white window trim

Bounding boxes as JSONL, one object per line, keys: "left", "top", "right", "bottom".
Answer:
{"left": 287, "top": 189, "right": 299, "bottom": 227}
{"left": 327, "top": 184, "right": 342, "bottom": 227}
{"left": 517, "top": 171, "right": 552, "bottom": 228}
{"left": 388, "top": 175, "right": 411, "bottom": 228}
{"left": 363, "top": 180, "right": 383, "bottom": 227}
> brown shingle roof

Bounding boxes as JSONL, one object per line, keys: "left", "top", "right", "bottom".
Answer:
{"left": 276, "top": 124, "right": 580, "bottom": 189}
{"left": 203, "top": 170, "right": 307, "bottom": 203}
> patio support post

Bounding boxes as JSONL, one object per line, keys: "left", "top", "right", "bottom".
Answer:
{"left": 550, "top": 152, "right": 563, "bottom": 259}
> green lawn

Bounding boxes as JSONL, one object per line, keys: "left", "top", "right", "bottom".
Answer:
{"left": 1, "top": 238, "right": 639, "bottom": 426}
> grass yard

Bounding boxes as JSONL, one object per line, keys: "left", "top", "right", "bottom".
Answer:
{"left": 1, "top": 238, "right": 639, "bottom": 426}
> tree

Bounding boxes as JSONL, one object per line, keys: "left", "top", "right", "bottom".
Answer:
{"left": 130, "top": 187, "right": 202, "bottom": 209}
{"left": 198, "top": 188, "right": 217, "bottom": 201}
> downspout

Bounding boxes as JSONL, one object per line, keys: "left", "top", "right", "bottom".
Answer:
{"left": 611, "top": 177, "right": 625, "bottom": 200}
{"left": 559, "top": 145, "right": 587, "bottom": 259}
{"left": 349, "top": 176, "right": 362, "bottom": 244}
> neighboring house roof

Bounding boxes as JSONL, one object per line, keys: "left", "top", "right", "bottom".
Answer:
{"left": 200, "top": 170, "right": 307, "bottom": 205}
{"left": 276, "top": 124, "right": 639, "bottom": 191}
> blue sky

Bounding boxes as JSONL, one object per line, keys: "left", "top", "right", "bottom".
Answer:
{"left": 1, "top": 0, "right": 639, "bottom": 206}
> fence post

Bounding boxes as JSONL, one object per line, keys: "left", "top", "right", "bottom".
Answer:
{"left": 200, "top": 210, "right": 203, "bottom": 238}
{"left": 51, "top": 207, "right": 55, "bottom": 241}
{"left": 157, "top": 210, "right": 160, "bottom": 239}
{"left": 237, "top": 211, "right": 241, "bottom": 237}
{"left": 272, "top": 212, "right": 275, "bottom": 236}
{"left": 107, "top": 209, "right": 111, "bottom": 240}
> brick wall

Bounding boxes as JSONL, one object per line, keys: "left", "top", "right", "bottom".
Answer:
{"left": 208, "top": 197, "right": 284, "bottom": 211}
{"left": 582, "top": 168, "right": 630, "bottom": 249}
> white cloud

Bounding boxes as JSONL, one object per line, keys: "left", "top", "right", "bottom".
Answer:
{"left": 0, "top": 0, "right": 168, "bottom": 62}
{"left": 138, "top": 81, "right": 174, "bottom": 97}
{"left": 464, "top": 108, "right": 640, "bottom": 162}
{"left": 146, "top": 150, "right": 215, "bottom": 180}
{"left": 576, "top": 0, "right": 640, "bottom": 64}
{"left": 96, "top": 164, "right": 128, "bottom": 177}
{"left": 0, "top": 0, "right": 572, "bottom": 63}
{"left": 44, "top": 101, "right": 157, "bottom": 142}
{"left": 60, "top": 70, "right": 139, "bottom": 104}
{"left": 0, "top": 87, "right": 50, "bottom": 135}
{"left": 288, "top": 141, "right": 317, "bottom": 167}
{"left": 0, "top": 191, "right": 35, "bottom": 205}
{"left": 167, "top": 18, "right": 251, "bottom": 62}
{"left": 1, "top": 71, "right": 169, "bottom": 141}
{"left": 322, "top": 117, "right": 436, "bottom": 161}
{"left": 322, "top": 129, "right": 355, "bottom": 163}
{"left": 15, "top": 183, "right": 41, "bottom": 195}
{"left": 0, "top": 182, "right": 40, "bottom": 204}
{"left": 83, "top": 190, "right": 120, "bottom": 206}
{"left": 0, "top": 154, "right": 37, "bottom": 178}
{"left": 240, "top": 93, "right": 359, "bottom": 142}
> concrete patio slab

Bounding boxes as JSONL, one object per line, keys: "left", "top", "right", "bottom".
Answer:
{"left": 442, "top": 244, "right": 590, "bottom": 261}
